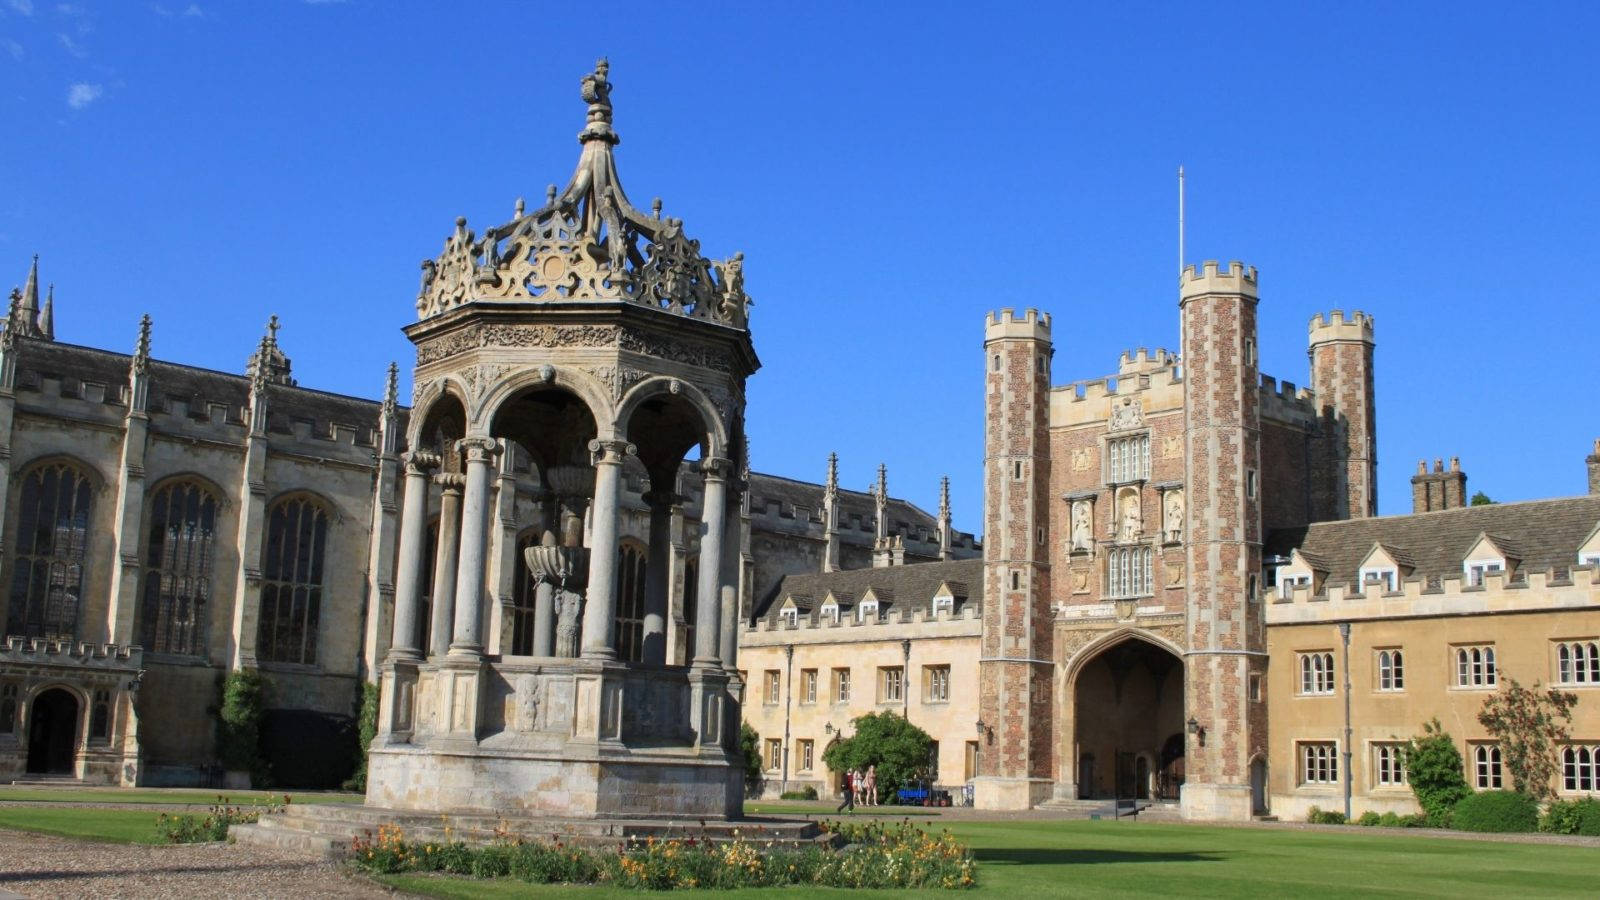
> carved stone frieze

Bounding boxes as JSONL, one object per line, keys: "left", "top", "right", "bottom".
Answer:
{"left": 416, "top": 324, "right": 619, "bottom": 366}
{"left": 1109, "top": 396, "right": 1144, "bottom": 432}
{"left": 1070, "top": 447, "right": 1094, "bottom": 472}
{"left": 618, "top": 328, "right": 734, "bottom": 374}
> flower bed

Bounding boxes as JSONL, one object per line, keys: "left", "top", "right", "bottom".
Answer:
{"left": 157, "top": 795, "right": 289, "bottom": 843}
{"left": 350, "top": 818, "right": 976, "bottom": 890}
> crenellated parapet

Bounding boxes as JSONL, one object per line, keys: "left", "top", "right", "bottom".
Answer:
{"left": 1180, "top": 260, "right": 1258, "bottom": 299}
{"left": 0, "top": 636, "right": 142, "bottom": 667}
{"left": 1308, "top": 309, "right": 1375, "bottom": 344}
{"left": 1267, "top": 562, "right": 1600, "bottom": 625}
{"left": 1258, "top": 374, "right": 1318, "bottom": 427}
{"left": 984, "top": 307, "right": 1052, "bottom": 342}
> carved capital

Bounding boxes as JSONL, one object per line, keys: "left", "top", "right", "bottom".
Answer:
{"left": 699, "top": 456, "right": 733, "bottom": 480}
{"left": 588, "top": 439, "right": 636, "bottom": 466}
{"left": 641, "top": 489, "right": 686, "bottom": 509}
{"left": 433, "top": 472, "right": 467, "bottom": 490}
{"left": 401, "top": 450, "right": 441, "bottom": 475}
{"left": 455, "top": 436, "right": 500, "bottom": 464}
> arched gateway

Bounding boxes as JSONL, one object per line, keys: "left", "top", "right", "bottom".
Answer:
{"left": 367, "top": 60, "right": 758, "bottom": 819}
{"left": 1067, "top": 637, "right": 1184, "bottom": 801}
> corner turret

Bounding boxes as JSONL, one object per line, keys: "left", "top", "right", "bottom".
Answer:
{"left": 1308, "top": 308, "right": 1377, "bottom": 520}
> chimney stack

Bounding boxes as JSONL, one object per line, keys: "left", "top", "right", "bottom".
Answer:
{"left": 1587, "top": 439, "right": 1599, "bottom": 495}
{"left": 1411, "top": 456, "right": 1468, "bottom": 513}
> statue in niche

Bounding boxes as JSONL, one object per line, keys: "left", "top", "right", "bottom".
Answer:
{"left": 1119, "top": 491, "right": 1142, "bottom": 543}
{"left": 1070, "top": 501, "right": 1093, "bottom": 551}
{"left": 555, "top": 589, "right": 583, "bottom": 658}
{"left": 516, "top": 675, "right": 542, "bottom": 732}
{"left": 1164, "top": 491, "right": 1184, "bottom": 542}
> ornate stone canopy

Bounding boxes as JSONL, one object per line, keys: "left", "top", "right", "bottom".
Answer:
{"left": 415, "top": 60, "right": 749, "bottom": 330}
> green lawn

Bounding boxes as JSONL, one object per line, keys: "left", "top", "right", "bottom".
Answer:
{"left": 0, "top": 807, "right": 169, "bottom": 844}
{"left": 743, "top": 800, "right": 939, "bottom": 817}
{"left": 0, "top": 786, "right": 365, "bottom": 806}
{"left": 381, "top": 819, "right": 1600, "bottom": 898}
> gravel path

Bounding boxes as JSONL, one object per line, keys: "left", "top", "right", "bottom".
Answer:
{"left": 0, "top": 829, "right": 398, "bottom": 899}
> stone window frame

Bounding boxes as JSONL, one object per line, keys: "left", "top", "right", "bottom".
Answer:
{"left": 878, "top": 666, "right": 904, "bottom": 704}
{"left": 1298, "top": 741, "right": 1339, "bottom": 786}
{"left": 923, "top": 664, "right": 951, "bottom": 704}
{"left": 763, "top": 669, "right": 781, "bottom": 706}
{"left": 1376, "top": 648, "right": 1405, "bottom": 692}
{"left": 257, "top": 492, "right": 334, "bottom": 668}
{"left": 832, "top": 667, "right": 851, "bottom": 704}
{"left": 1248, "top": 673, "right": 1263, "bottom": 703}
{"left": 1555, "top": 640, "right": 1600, "bottom": 686}
{"left": 1297, "top": 651, "right": 1335, "bottom": 696}
{"left": 1561, "top": 744, "right": 1599, "bottom": 793}
{"left": 1472, "top": 744, "right": 1503, "bottom": 789}
{"left": 5, "top": 458, "right": 97, "bottom": 643}
{"left": 138, "top": 477, "right": 224, "bottom": 659}
{"left": 1372, "top": 742, "right": 1408, "bottom": 789}
{"left": 1105, "top": 545, "right": 1154, "bottom": 599}
{"left": 779, "top": 607, "right": 798, "bottom": 628}
{"left": 799, "top": 668, "right": 818, "bottom": 705}
{"left": 1453, "top": 644, "right": 1498, "bottom": 689}
{"left": 1359, "top": 566, "right": 1398, "bottom": 593}
{"left": 1278, "top": 573, "right": 1311, "bottom": 600}
{"left": 1104, "top": 432, "right": 1151, "bottom": 486}
{"left": 764, "top": 738, "right": 782, "bottom": 773}
{"left": 0, "top": 682, "right": 17, "bottom": 734}
{"left": 797, "top": 738, "right": 815, "bottom": 773}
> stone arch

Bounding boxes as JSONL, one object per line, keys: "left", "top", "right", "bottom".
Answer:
{"left": 615, "top": 376, "right": 729, "bottom": 461}
{"left": 13, "top": 452, "right": 107, "bottom": 494}
{"left": 6, "top": 456, "right": 102, "bottom": 643}
{"left": 406, "top": 376, "right": 471, "bottom": 451}
{"left": 1061, "top": 629, "right": 1186, "bottom": 801}
{"left": 475, "top": 365, "right": 616, "bottom": 441}
{"left": 144, "top": 471, "right": 229, "bottom": 507}
{"left": 1063, "top": 626, "right": 1187, "bottom": 687}
{"left": 24, "top": 683, "right": 84, "bottom": 775}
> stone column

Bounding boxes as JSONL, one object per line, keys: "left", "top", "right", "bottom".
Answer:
{"left": 692, "top": 457, "right": 731, "bottom": 668}
{"left": 449, "top": 437, "right": 500, "bottom": 656}
{"left": 718, "top": 488, "right": 742, "bottom": 669}
{"left": 428, "top": 477, "right": 464, "bottom": 658}
{"left": 640, "top": 488, "right": 678, "bottom": 665}
{"left": 581, "top": 440, "right": 633, "bottom": 660}
{"left": 388, "top": 452, "right": 436, "bottom": 659}
{"left": 531, "top": 496, "right": 557, "bottom": 656}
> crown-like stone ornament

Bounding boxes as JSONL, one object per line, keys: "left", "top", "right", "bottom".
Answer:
{"left": 414, "top": 60, "right": 750, "bottom": 329}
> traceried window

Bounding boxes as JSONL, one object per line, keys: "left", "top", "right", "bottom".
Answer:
{"left": 1474, "top": 745, "right": 1503, "bottom": 789}
{"left": 1455, "top": 645, "right": 1497, "bottom": 688}
{"left": 1108, "top": 434, "right": 1150, "bottom": 483}
{"left": 1374, "top": 743, "right": 1407, "bottom": 787}
{"left": 924, "top": 665, "right": 951, "bottom": 703}
{"left": 1106, "top": 546, "right": 1153, "bottom": 598}
{"left": 1557, "top": 641, "right": 1600, "bottom": 685}
{"left": 6, "top": 460, "right": 95, "bottom": 642}
{"left": 509, "top": 529, "right": 538, "bottom": 655}
{"left": 1299, "top": 652, "right": 1335, "bottom": 695}
{"left": 1377, "top": 649, "right": 1404, "bottom": 692}
{"left": 879, "top": 666, "right": 904, "bottom": 703}
{"left": 613, "top": 542, "right": 647, "bottom": 663}
{"left": 1299, "top": 742, "right": 1338, "bottom": 785}
{"left": 89, "top": 688, "right": 110, "bottom": 741}
{"left": 833, "top": 667, "right": 851, "bottom": 703}
{"left": 139, "top": 480, "right": 219, "bottom": 656}
{"left": 800, "top": 669, "right": 818, "bottom": 704}
{"left": 1562, "top": 745, "right": 1599, "bottom": 792}
{"left": 257, "top": 495, "right": 329, "bottom": 665}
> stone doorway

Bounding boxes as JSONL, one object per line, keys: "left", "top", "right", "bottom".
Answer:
{"left": 1071, "top": 637, "right": 1183, "bottom": 800}
{"left": 1250, "top": 756, "right": 1268, "bottom": 815}
{"left": 27, "top": 688, "right": 79, "bottom": 775}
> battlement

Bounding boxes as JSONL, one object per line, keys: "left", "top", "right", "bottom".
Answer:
{"left": 1258, "top": 373, "right": 1317, "bottom": 425}
{"left": 1117, "top": 347, "right": 1177, "bottom": 376}
{"left": 1179, "top": 260, "right": 1258, "bottom": 299}
{"left": 1267, "top": 562, "right": 1599, "bottom": 626}
{"left": 1062, "top": 365, "right": 1183, "bottom": 403}
{"left": 985, "top": 307, "right": 1052, "bottom": 342}
{"left": 0, "top": 636, "right": 142, "bottom": 664}
{"left": 746, "top": 602, "right": 981, "bottom": 637}
{"left": 1308, "top": 309, "right": 1375, "bottom": 343}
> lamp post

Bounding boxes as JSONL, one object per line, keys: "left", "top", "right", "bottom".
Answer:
{"left": 782, "top": 643, "right": 794, "bottom": 796}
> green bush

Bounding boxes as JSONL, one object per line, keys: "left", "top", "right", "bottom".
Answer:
{"left": 1306, "top": 806, "right": 1347, "bottom": 825}
{"left": 739, "top": 722, "right": 763, "bottom": 796}
{"left": 779, "top": 786, "right": 819, "bottom": 801}
{"left": 1356, "top": 811, "right": 1381, "bottom": 827}
{"left": 1407, "top": 719, "right": 1471, "bottom": 823}
{"left": 1398, "top": 813, "right": 1430, "bottom": 828}
{"left": 217, "top": 669, "right": 267, "bottom": 783}
{"left": 1377, "top": 812, "right": 1400, "bottom": 827}
{"left": 157, "top": 796, "right": 286, "bottom": 843}
{"left": 343, "top": 681, "right": 380, "bottom": 792}
{"left": 821, "top": 712, "right": 934, "bottom": 803}
{"left": 1540, "top": 797, "right": 1600, "bottom": 835}
{"left": 1451, "top": 790, "right": 1539, "bottom": 833}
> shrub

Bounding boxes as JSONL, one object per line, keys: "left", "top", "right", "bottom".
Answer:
{"left": 1451, "top": 790, "right": 1539, "bottom": 833}
{"left": 821, "top": 712, "right": 934, "bottom": 803}
{"left": 1540, "top": 797, "right": 1600, "bottom": 836}
{"left": 1407, "top": 719, "right": 1471, "bottom": 823}
{"left": 779, "top": 786, "right": 819, "bottom": 801}
{"left": 1377, "top": 812, "right": 1401, "bottom": 827}
{"left": 157, "top": 795, "right": 287, "bottom": 843}
{"left": 217, "top": 669, "right": 267, "bottom": 783}
{"left": 739, "top": 722, "right": 763, "bottom": 796}
{"left": 1397, "top": 813, "right": 1430, "bottom": 828}
{"left": 1306, "top": 806, "right": 1347, "bottom": 825}
{"left": 343, "top": 681, "right": 380, "bottom": 792}
{"left": 1356, "top": 811, "right": 1381, "bottom": 826}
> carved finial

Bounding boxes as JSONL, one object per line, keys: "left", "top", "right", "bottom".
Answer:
{"left": 382, "top": 361, "right": 399, "bottom": 416}
{"left": 132, "top": 314, "right": 151, "bottom": 372}
{"left": 266, "top": 314, "right": 281, "bottom": 345}
{"left": 514, "top": 196, "right": 526, "bottom": 218}
{"left": 652, "top": 197, "right": 662, "bottom": 219}
{"left": 546, "top": 183, "right": 558, "bottom": 205}
{"left": 939, "top": 475, "right": 951, "bottom": 518}
{"left": 38, "top": 283, "right": 54, "bottom": 340}
{"left": 578, "top": 58, "right": 618, "bottom": 144}
{"left": 2, "top": 289, "right": 20, "bottom": 350}
{"left": 825, "top": 452, "right": 838, "bottom": 492}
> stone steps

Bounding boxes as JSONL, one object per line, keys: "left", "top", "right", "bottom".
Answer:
{"left": 233, "top": 804, "right": 829, "bottom": 859}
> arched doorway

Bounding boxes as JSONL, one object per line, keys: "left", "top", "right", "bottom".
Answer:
{"left": 26, "top": 688, "right": 79, "bottom": 775}
{"left": 1250, "top": 756, "right": 1268, "bottom": 815}
{"left": 1071, "top": 637, "right": 1184, "bottom": 800}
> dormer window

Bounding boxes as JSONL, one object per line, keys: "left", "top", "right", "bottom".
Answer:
{"left": 820, "top": 603, "right": 839, "bottom": 624}
{"left": 1583, "top": 552, "right": 1600, "bottom": 568}
{"left": 1361, "top": 567, "right": 1398, "bottom": 593}
{"left": 1465, "top": 561, "right": 1503, "bottom": 587}
{"left": 780, "top": 608, "right": 798, "bottom": 627}
{"left": 933, "top": 595, "right": 954, "bottom": 615}
{"left": 1279, "top": 574, "right": 1311, "bottom": 599}
{"left": 858, "top": 600, "right": 878, "bottom": 622}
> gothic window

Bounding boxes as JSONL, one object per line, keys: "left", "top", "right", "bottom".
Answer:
{"left": 1106, "top": 546, "right": 1153, "bottom": 598}
{"left": 1299, "top": 742, "right": 1338, "bottom": 784}
{"left": 797, "top": 738, "right": 814, "bottom": 772}
{"left": 1374, "top": 743, "right": 1408, "bottom": 787}
{"left": 1562, "top": 745, "right": 1599, "bottom": 793}
{"left": 6, "top": 460, "right": 94, "bottom": 642}
{"left": 1455, "top": 645, "right": 1497, "bottom": 688}
{"left": 89, "top": 688, "right": 110, "bottom": 741}
{"left": 257, "top": 495, "right": 329, "bottom": 665}
{"left": 833, "top": 667, "right": 851, "bottom": 703}
{"left": 510, "top": 530, "right": 538, "bottom": 655}
{"left": 1298, "top": 651, "right": 1335, "bottom": 695}
{"left": 765, "top": 738, "right": 782, "bottom": 772}
{"left": 613, "top": 542, "right": 647, "bottom": 662}
{"left": 764, "top": 669, "right": 781, "bottom": 705}
{"left": 1474, "top": 745, "right": 1503, "bottom": 789}
{"left": 1377, "top": 649, "right": 1405, "bottom": 691}
{"left": 139, "top": 480, "right": 219, "bottom": 656}
{"left": 1556, "top": 641, "right": 1600, "bottom": 685}
{"left": 0, "top": 683, "right": 16, "bottom": 733}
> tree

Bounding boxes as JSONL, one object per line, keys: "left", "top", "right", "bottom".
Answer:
{"left": 739, "top": 721, "right": 763, "bottom": 796}
{"left": 820, "top": 712, "right": 932, "bottom": 802}
{"left": 1477, "top": 678, "right": 1577, "bottom": 801}
{"left": 1470, "top": 491, "right": 1495, "bottom": 506}
{"left": 1407, "top": 718, "right": 1470, "bottom": 823}
{"left": 217, "top": 668, "right": 267, "bottom": 785}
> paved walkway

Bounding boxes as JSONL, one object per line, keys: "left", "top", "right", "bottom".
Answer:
{"left": 0, "top": 829, "right": 396, "bottom": 899}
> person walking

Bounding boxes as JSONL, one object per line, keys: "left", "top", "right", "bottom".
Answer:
{"left": 836, "top": 769, "right": 856, "bottom": 813}
{"left": 865, "top": 764, "right": 878, "bottom": 806}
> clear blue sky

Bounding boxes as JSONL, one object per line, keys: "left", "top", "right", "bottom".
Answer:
{"left": 3, "top": 1, "right": 1596, "bottom": 535}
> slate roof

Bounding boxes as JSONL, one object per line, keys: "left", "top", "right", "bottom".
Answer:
{"left": 1266, "top": 494, "right": 1600, "bottom": 589}
{"left": 757, "top": 558, "right": 985, "bottom": 622}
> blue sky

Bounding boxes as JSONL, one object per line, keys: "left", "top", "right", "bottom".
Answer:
{"left": 2, "top": 1, "right": 1596, "bottom": 535}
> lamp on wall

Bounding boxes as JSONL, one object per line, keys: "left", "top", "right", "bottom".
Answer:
{"left": 1186, "top": 716, "right": 1206, "bottom": 746}
{"left": 975, "top": 719, "right": 988, "bottom": 736}
{"left": 824, "top": 722, "right": 833, "bottom": 735}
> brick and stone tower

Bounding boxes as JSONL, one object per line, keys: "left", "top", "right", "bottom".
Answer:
{"left": 1179, "top": 262, "right": 1267, "bottom": 820}
{"left": 976, "top": 308, "right": 1053, "bottom": 809}
{"left": 1309, "top": 310, "right": 1377, "bottom": 520}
